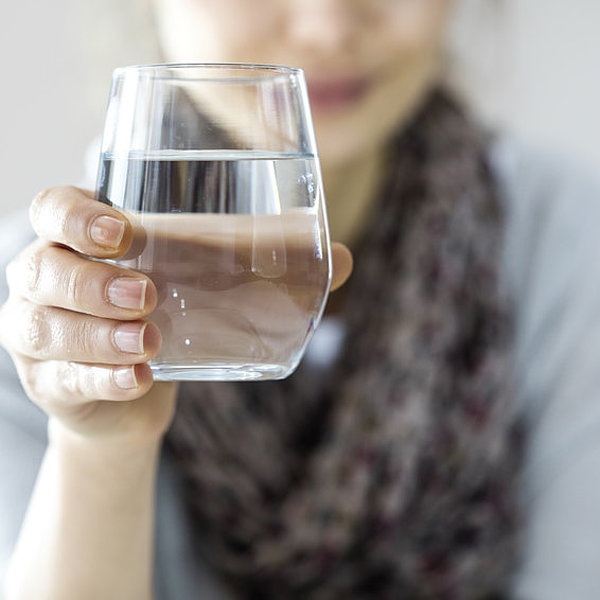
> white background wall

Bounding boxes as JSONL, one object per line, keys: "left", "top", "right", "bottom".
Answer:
{"left": 0, "top": 0, "right": 99, "bottom": 213}
{"left": 1, "top": 0, "right": 600, "bottom": 216}
{"left": 507, "top": 0, "right": 600, "bottom": 170}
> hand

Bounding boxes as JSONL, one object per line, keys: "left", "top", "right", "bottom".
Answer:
{"left": 0, "top": 186, "right": 352, "bottom": 447}
{"left": 0, "top": 186, "right": 176, "bottom": 447}
{"left": 330, "top": 241, "right": 352, "bottom": 291}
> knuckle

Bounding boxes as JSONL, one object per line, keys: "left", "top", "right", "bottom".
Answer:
{"left": 5, "top": 241, "right": 51, "bottom": 298}
{"left": 78, "top": 318, "right": 101, "bottom": 359}
{"left": 23, "top": 245, "right": 45, "bottom": 296}
{"left": 59, "top": 362, "right": 111, "bottom": 401}
{"left": 23, "top": 304, "right": 51, "bottom": 356}
{"left": 29, "top": 187, "right": 53, "bottom": 223}
{"left": 58, "top": 361, "right": 85, "bottom": 397}
{"left": 19, "top": 361, "right": 68, "bottom": 411}
{"left": 65, "top": 262, "right": 86, "bottom": 307}
{"left": 29, "top": 188, "right": 65, "bottom": 237}
{"left": 83, "top": 365, "right": 107, "bottom": 399}
{"left": 18, "top": 361, "right": 44, "bottom": 404}
{"left": 29, "top": 187, "right": 70, "bottom": 240}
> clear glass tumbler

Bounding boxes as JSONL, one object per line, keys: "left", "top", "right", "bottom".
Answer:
{"left": 96, "top": 63, "right": 331, "bottom": 381}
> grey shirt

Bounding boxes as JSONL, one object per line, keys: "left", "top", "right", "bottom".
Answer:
{"left": 2, "top": 138, "right": 600, "bottom": 599}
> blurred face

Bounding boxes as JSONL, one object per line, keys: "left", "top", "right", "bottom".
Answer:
{"left": 152, "top": 0, "right": 455, "bottom": 167}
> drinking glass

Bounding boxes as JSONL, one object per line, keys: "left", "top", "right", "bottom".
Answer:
{"left": 96, "top": 63, "right": 332, "bottom": 381}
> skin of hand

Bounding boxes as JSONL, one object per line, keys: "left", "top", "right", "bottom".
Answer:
{"left": 0, "top": 186, "right": 352, "bottom": 600}
{"left": 0, "top": 185, "right": 352, "bottom": 448}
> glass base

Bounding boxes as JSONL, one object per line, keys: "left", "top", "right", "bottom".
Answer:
{"left": 150, "top": 361, "right": 293, "bottom": 381}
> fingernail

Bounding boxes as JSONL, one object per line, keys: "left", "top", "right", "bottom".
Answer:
{"left": 113, "top": 366, "right": 138, "bottom": 390}
{"left": 113, "top": 322, "right": 147, "bottom": 354}
{"left": 90, "top": 215, "right": 125, "bottom": 249}
{"left": 107, "top": 277, "right": 147, "bottom": 310}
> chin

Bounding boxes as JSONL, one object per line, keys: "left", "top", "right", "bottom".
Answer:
{"left": 317, "top": 138, "right": 364, "bottom": 169}
{"left": 312, "top": 103, "right": 392, "bottom": 169}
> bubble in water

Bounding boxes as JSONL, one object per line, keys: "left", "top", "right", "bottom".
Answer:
{"left": 180, "top": 298, "right": 186, "bottom": 309}
{"left": 184, "top": 338, "right": 191, "bottom": 347}
{"left": 172, "top": 288, "right": 179, "bottom": 298}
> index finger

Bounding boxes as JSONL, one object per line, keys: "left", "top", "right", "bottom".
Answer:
{"left": 29, "top": 186, "right": 133, "bottom": 258}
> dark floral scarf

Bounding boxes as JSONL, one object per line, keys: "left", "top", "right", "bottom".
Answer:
{"left": 166, "top": 89, "right": 523, "bottom": 599}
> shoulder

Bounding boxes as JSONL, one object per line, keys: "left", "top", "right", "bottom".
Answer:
{"left": 490, "top": 137, "right": 600, "bottom": 407}
{"left": 490, "top": 137, "right": 600, "bottom": 405}
{"left": 489, "top": 133, "right": 600, "bottom": 208}
{"left": 490, "top": 135, "right": 600, "bottom": 307}
{"left": 490, "top": 139, "right": 600, "bottom": 598}
{"left": 490, "top": 134, "right": 600, "bottom": 429}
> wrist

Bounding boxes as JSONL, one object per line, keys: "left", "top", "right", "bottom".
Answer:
{"left": 48, "top": 417, "right": 163, "bottom": 464}
{"left": 47, "top": 381, "right": 178, "bottom": 456}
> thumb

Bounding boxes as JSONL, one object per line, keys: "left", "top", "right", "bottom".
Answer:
{"left": 330, "top": 242, "right": 353, "bottom": 291}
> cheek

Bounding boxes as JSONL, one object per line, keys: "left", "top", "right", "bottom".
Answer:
{"left": 383, "top": 2, "right": 451, "bottom": 54}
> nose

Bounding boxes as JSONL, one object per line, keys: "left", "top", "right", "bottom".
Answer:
{"left": 285, "top": 0, "right": 361, "bottom": 56}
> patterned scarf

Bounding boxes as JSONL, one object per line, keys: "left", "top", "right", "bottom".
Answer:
{"left": 166, "top": 89, "right": 523, "bottom": 599}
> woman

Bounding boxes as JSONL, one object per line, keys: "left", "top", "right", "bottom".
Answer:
{"left": 2, "top": 0, "right": 600, "bottom": 598}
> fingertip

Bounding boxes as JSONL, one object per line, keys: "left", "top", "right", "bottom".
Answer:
{"left": 29, "top": 187, "right": 54, "bottom": 230}
{"left": 330, "top": 242, "right": 353, "bottom": 291}
{"left": 142, "top": 277, "right": 158, "bottom": 315}
{"left": 134, "top": 363, "right": 154, "bottom": 390}
{"left": 142, "top": 321, "right": 163, "bottom": 358}
{"left": 88, "top": 211, "right": 133, "bottom": 258}
{"left": 113, "top": 363, "right": 153, "bottom": 394}
{"left": 28, "top": 185, "right": 134, "bottom": 258}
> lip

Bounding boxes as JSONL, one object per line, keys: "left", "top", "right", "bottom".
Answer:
{"left": 306, "top": 75, "right": 371, "bottom": 111}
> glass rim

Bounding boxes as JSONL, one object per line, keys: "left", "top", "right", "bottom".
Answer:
{"left": 113, "top": 62, "right": 304, "bottom": 83}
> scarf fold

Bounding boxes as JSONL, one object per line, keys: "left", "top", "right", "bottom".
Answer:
{"left": 166, "top": 89, "right": 523, "bottom": 599}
